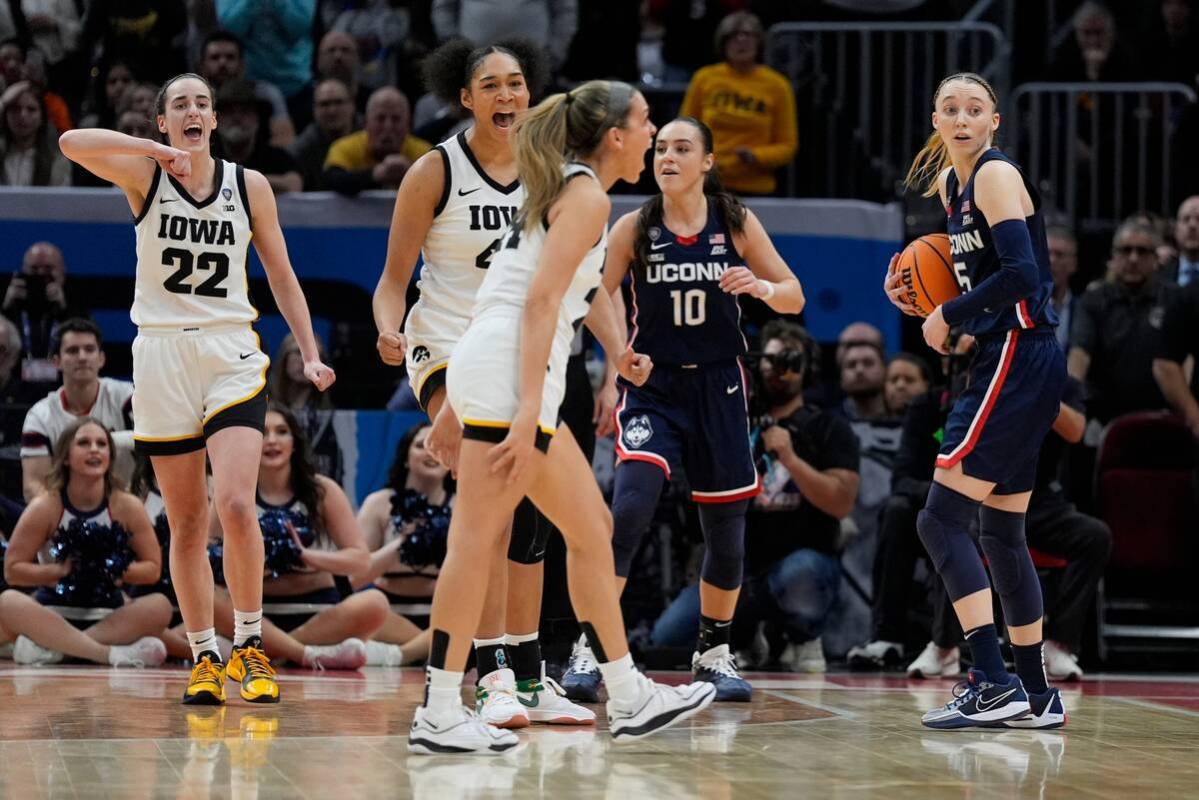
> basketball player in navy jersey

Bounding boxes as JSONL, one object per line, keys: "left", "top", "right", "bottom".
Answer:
{"left": 884, "top": 72, "right": 1068, "bottom": 729}
{"left": 561, "top": 117, "right": 804, "bottom": 702}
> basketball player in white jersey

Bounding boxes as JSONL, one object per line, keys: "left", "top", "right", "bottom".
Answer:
{"left": 59, "top": 72, "right": 334, "bottom": 706}
{"left": 407, "top": 80, "right": 716, "bottom": 755}
{"left": 374, "top": 40, "right": 592, "bottom": 727}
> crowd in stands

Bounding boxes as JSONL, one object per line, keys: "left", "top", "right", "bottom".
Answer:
{"left": 1, "top": 1, "right": 1198, "bottom": 676}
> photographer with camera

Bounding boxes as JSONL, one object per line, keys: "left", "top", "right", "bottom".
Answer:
{"left": 746, "top": 320, "right": 860, "bottom": 671}
{"left": 2, "top": 242, "right": 84, "bottom": 386}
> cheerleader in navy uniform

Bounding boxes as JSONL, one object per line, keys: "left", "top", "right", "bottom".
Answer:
{"left": 0, "top": 418, "right": 170, "bottom": 666}
{"left": 561, "top": 117, "right": 804, "bottom": 702}
{"left": 884, "top": 72, "right": 1068, "bottom": 730}
{"left": 208, "top": 404, "right": 390, "bottom": 671}
{"left": 354, "top": 422, "right": 451, "bottom": 666}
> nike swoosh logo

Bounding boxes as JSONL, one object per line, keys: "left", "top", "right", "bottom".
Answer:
{"left": 975, "top": 687, "right": 1018, "bottom": 713}
{"left": 458, "top": 187, "right": 482, "bottom": 196}
{"left": 161, "top": 198, "right": 177, "bottom": 203}
{"left": 726, "top": 385, "right": 739, "bottom": 394}
{"left": 650, "top": 242, "right": 672, "bottom": 250}
{"left": 238, "top": 352, "right": 254, "bottom": 360}
{"left": 517, "top": 692, "right": 539, "bottom": 708}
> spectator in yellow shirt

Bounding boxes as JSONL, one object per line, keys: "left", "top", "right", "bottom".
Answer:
{"left": 680, "top": 11, "right": 798, "bottom": 196}
{"left": 323, "top": 87, "right": 431, "bottom": 194}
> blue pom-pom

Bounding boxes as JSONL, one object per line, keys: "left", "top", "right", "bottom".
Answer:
{"left": 392, "top": 490, "right": 450, "bottom": 571}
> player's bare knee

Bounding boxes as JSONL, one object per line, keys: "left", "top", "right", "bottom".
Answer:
{"left": 214, "top": 493, "right": 256, "bottom": 530}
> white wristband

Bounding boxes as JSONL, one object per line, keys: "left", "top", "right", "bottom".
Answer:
{"left": 760, "top": 280, "right": 775, "bottom": 300}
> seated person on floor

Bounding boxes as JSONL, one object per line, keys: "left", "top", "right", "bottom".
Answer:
{"left": 353, "top": 421, "right": 449, "bottom": 666}
{"left": 0, "top": 418, "right": 169, "bottom": 667}
{"left": 208, "top": 404, "right": 391, "bottom": 669}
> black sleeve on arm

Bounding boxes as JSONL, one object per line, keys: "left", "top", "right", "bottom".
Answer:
{"left": 942, "top": 218, "right": 1041, "bottom": 326}
{"left": 322, "top": 167, "right": 379, "bottom": 196}
{"left": 821, "top": 414, "right": 861, "bottom": 473}
{"left": 1068, "top": 287, "right": 1101, "bottom": 353}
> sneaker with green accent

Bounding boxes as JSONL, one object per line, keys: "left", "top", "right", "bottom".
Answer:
{"left": 515, "top": 662, "right": 595, "bottom": 725}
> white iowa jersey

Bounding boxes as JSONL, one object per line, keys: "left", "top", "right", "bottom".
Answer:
{"left": 473, "top": 162, "right": 606, "bottom": 362}
{"left": 417, "top": 130, "right": 523, "bottom": 319}
{"left": 131, "top": 159, "right": 257, "bottom": 328}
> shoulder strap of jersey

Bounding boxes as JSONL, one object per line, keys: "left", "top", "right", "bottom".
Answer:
{"left": 133, "top": 164, "right": 163, "bottom": 225}
{"left": 978, "top": 148, "right": 1042, "bottom": 213}
{"left": 235, "top": 163, "right": 253, "bottom": 229}
{"left": 432, "top": 143, "right": 452, "bottom": 217}
{"left": 944, "top": 167, "right": 959, "bottom": 207}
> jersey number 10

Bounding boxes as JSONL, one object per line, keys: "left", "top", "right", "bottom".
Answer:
{"left": 670, "top": 289, "right": 706, "bottom": 326}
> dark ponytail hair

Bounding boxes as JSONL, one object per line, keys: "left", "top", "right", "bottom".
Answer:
{"left": 422, "top": 37, "right": 547, "bottom": 110}
{"left": 634, "top": 116, "right": 747, "bottom": 270}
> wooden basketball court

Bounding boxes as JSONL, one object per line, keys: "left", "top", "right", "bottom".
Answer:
{"left": 1, "top": 664, "right": 1196, "bottom": 798}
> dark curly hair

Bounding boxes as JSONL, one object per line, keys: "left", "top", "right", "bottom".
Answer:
{"left": 266, "top": 402, "right": 328, "bottom": 547}
{"left": 633, "top": 117, "right": 748, "bottom": 271}
{"left": 421, "top": 37, "right": 547, "bottom": 110}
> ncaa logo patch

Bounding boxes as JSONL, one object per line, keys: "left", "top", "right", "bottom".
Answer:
{"left": 623, "top": 415, "right": 653, "bottom": 448}
{"left": 410, "top": 345, "right": 431, "bottom": 364}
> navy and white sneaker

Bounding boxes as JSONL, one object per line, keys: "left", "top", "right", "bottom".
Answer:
{"left": 921, "top": 668, "right": 1030, "bottom": 730}
{"left": 692, "top": 644, "right": 752, "bottom": 702}
{"left": 997, "top": 687, "right": 1067, "bottom": 729}
{"left": 608, "top": 674, "right": 716, "bottom": 741}
{"left": 407, "top": 704, "right": 521, "bottom": 755}
{"left": 560, "top": 635, "right": 602, "bottom": 703}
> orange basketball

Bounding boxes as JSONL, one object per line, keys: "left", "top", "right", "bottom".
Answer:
{"left": 895, "top": 233, "right": 961, "bottom": 317}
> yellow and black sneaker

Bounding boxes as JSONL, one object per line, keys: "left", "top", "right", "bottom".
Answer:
{"left": 227, "top": 636, "right": 280, "bottom": 704}
{"left": 182, "top": 651, "right": 227, "bottom": 705}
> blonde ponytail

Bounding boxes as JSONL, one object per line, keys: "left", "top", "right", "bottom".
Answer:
{"left": 513, "top": 80, "right": 637, "bottom": 232}
{"left": 904, "top": 131, "right": 952, "bottom": 198}
{"left": 514, "top": 93, "right": 570, "bottom": 233}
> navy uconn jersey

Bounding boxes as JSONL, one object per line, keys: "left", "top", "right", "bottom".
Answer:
{"left": 945, "top": 149, "right": 1057, "bottom": 337}
{"left": 629, "top": 202, "right": 747, "bottom": 365}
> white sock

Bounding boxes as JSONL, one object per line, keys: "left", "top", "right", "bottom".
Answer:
{"left": 425, "top": 666, "right": 464, "bottom": 714}
{"left": 598, "top": 653, "right": 640, "bottom": 704}
{"left": 187, "top": 628, "right": 220, "bottom": 662}
{"left": 233, "top": 609, "right": 262, "bottom": 647}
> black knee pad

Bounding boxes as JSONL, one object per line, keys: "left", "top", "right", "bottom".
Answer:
{"left": 610, "top": 460, "right": 667, "bottom": 578}
{"left": 508, "top": 498, "right": 550, "bottom": 565}
{"left": 978, "top": 506, "right": 1042, "bottom": 627}
{"left": 916, "top": 483, "right": 989, "bottom": 601}
{"left": 698, "top": 500, "right": 749, "bottom": 591}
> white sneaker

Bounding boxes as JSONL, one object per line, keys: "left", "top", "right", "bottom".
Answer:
{"left": 846, "top": 639, "right": 903, "bottom": 669}
{"left": 476, "top": 668, "right": 529, "bottom": 728}
{"left": 407, "top": 704, "right": 520, "bottom": 755}
{"left": 364, "top": 640, "right": 404, "bottom": 667}
{"left": 607, "top": 673, "right": 716, "bottom": 741}
{"left": 515, "top": 663, "right": 595, "bottom": 724}
{"left": 109, "top": 636, "right": 167, "bottom": 667}
{"left": 302, "top": 638, "right": 367, "bottom": 670}
{"left": 1043, "top": 640, "right": 1082, "bottom": 682}
{"left": 906, "top": 641, "right": 961, "bottom": 678}
{"left": 13, "top": 635, "right": 64, "bottom": 665}
{"left": 782, "top": 638, "right": 826, "bottom": 673}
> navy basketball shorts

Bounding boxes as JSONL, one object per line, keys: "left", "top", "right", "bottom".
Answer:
{"left": 614, "top": 359, "right": 760, "bottom": 503}
{"left": 936, "top": 328, "right": 1066, "bottom": 494}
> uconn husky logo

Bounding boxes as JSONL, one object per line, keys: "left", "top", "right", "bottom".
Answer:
{"left": 623, "top": 415, "right": 653, "bottom": 448}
